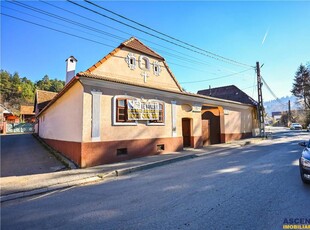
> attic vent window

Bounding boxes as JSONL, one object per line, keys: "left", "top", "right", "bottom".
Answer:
{"left": 139, "top": 55, "right": 150, "bottom": 70}
{"left": 153, "top": 61, "right": 161, "bottom": 76}
{"left": 125, "top": 53, "right": 136, "bottom": 70}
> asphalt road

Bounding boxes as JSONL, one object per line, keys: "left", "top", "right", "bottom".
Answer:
{"left": 1, "top": 130, "right": 310, "bottom": 230}
{"left": 1, "top": 134, "right": 66, "bottom": 177}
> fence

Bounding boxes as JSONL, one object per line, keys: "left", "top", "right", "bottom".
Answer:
{"left": 6, "top": 123, "right": 34, "bottom": 133}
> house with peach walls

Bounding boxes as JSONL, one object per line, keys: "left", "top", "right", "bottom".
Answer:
{"left": 36, "top": 37, "right": 258, "bottom": 168}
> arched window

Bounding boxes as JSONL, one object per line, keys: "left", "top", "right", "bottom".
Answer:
{"left": 139, "top": 55, "right": 150, "bottom": 70}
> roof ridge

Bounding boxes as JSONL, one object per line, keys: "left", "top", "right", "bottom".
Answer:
{"left": 36, "top": 89, "right": 58, "bottom": 93}
{"left": 121, "top": 37, "right": 164, "bottom": 60}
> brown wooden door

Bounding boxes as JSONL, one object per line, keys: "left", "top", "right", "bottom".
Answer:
{"left": 182, "top": 118, "right": 191, "bottom": 147}
{"left": 202, "top": 119, "right": 210, "bottom": 145}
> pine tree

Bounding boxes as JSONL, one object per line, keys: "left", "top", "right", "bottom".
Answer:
{"left": 291, "top": 64, "right": 310, "bottom": 110}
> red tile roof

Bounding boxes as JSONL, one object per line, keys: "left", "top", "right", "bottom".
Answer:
{"left": 86, "top": 37, "right": 164, "bottom": 73}
{"left": 121, "top": 37, "right": 164, "bottom": 60}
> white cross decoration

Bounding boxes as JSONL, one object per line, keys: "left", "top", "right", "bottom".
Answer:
{"left": 141, "top": 71, "right": 149, "bottom": 83}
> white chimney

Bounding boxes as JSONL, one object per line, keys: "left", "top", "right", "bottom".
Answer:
{"left": 65, "top": 56, "right": 77, "bottom": 84}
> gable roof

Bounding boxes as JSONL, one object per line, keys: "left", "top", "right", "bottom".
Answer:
{"left": 86, "top": 37, "right": 164, "bottom": 73}
{"left": 121, "top": 37, "right": 164, "bottom": 60}
{"left": 20, "top": 105, "right": 35, "bottom": 115}
{"left": 84, "top": 37, "right": 183, "bottom": 92}
{"left": 197, "top": 85, "right": 257, "bottom": 106}
{"left": 35, "top": 90, "right": 58, "bottom": 112}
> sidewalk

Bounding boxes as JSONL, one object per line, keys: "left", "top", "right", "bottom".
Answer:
{"left": 0, "top": 137, "right": 264, "bottom": 202}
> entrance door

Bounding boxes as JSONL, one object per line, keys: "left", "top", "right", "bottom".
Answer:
{"left": 202, "top": 119, "right": 210, "bottom": 145}
{"left": 202, "top": 111, "right": 221, "bottom": 145}
{"left": 182, "top": 118, "right": 191, "bottom": 147}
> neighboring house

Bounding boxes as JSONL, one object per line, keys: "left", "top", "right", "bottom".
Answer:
{"left": 198, "top": 85, "right": 257, "bottom": 106}
{"left": 36, "top": 37, "right": 259, "bottom": 168}
{"left": 0, "top": 104, "right": 19, "bottom": 133}
{"left": 198, "top": 85, "right": 258, "bottom": 143}
{"left": 20, "top": 105, "right": 35, "bottom": 123}
{"left": 34, "top": 89, "right": 58, "bottom": 133}
{"left": 34, "top": 90, "right": 58, "bottom": 115}
{"left": 272, "top": 111, "right": 282, "bottom": 121}
{"left": 0, "top": 104, "right": 19, "bottom": 124}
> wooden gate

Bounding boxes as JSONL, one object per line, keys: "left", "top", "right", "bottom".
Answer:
{"left": 202, "top": 111, "right": 221, "bottom": 145}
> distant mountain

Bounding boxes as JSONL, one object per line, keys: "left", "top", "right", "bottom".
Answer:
{"left": 264, "top": 96, "right": 301, "bottom": 115}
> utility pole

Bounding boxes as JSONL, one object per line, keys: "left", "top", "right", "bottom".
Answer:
{"left": 256, "top": 61, "right": 265, "bottom": 137}
{"left": 288, "top": 100, "right": 291, "bottom": 126}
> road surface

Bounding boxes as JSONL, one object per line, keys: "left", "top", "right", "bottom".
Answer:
{"left": 1, "top": 129, "right": 310, "bottom": 229}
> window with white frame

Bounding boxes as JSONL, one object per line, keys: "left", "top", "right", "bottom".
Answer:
{"left": 125, "top": 53, "right": 136, "bottom": 70}
{"left": 139, "top": 55, "right": 150, "bottom": 70}
{"left": 153, "top": 61, "right": 161, "bottom": 76}
{"left": 113, "top": 96, "right": 137, "bottom": 126}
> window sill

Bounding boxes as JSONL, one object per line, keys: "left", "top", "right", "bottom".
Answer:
{"left": 113, "top": 122, "right": 138, "bottom": 126}
{"left": 147, "top": 122, "right": 165, "bottom": 126}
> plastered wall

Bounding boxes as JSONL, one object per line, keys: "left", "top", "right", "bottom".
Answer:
{"left": 39, "top": 82, "right": 84, "bottom": 142}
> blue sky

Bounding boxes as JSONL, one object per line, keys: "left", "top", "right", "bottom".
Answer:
{"left": 1, "top": 1, "right": 310, "bottom": 104}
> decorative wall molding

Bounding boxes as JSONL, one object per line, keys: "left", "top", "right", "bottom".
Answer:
{"left": 125, "top": 53, "right": 136, "bottom": 70}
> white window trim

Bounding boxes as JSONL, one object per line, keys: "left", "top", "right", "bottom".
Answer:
{"left": 139, "top": 55, "right": 150, "bottom": 70}
{"left": 147, "top": 100, "right": 166, "bottom": 126}
{"left": 153, "top": 61, "right": 161, "bottom": 76}
{"left": 125, "top": 53, "right": 136, "bottom": 70}
{"left": 171, "top": 101, "right": 177, "bottom": 137}
{"left": 113, "top": 95, "right": 138, "bottom": 126}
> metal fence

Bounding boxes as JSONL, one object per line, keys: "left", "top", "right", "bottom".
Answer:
{"left": 6, "top": 123, "right": 34, "bottom": 133}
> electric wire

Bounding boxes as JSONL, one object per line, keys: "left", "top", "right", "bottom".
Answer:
{"left": 261, "top": 76, "right": 287, "bottom": 107}
{"left": 84, "top": 0, "right": 253, "bottom": 68}
{"left": 8, "top": 1, "right": 125, "bottom": 41}
{"left": 67, "top": 0, "right": 254, "bottom": 68}
{"left": 179, "top": 68, "right": 253, "bottom": 84}
{"left": 2, "top": 5, "right": 121, "bottom": 42}
{"left": 9, "top": 0, "right": 253, "bottom": 78}
{"left": 5, "top": 1, "right": 254, "bottom": 79}
{"left": 1, "top": 13, "right": 116, "bottom": 48}
{"left": 3, "top": 1, "right": 257, "bottom": 90}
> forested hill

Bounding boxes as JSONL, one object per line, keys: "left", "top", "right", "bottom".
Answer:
{"left": 0, "top": 70, "right": 65, "bottom": 114}
{"left": 264, "top": 96, "right": 300, "bottom": 115}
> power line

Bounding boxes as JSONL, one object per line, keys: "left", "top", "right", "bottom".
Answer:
{"left": 261, "top": 76, "right": 287, "bottom": 107}
{"left": 67, "top": 0, "right": 254, "bottom": 68}
{"left": 6, "top": 1, "right": 243, "bottom": 75}
{"left": 4, "top": 1, "right": 255, "bottom": 83}
{"left": 7, "top": 0, "right": 249, "bottom": 77}
{"left": 8, "top": 1, "right": 125, "bottom": 41}
{"left": 179, "top": 68, "right": 253, "bottom": 84}
{"left": 84, "top": 0, "right": 253, "bottom": 68}
{"left": 3, "top": 4, "right": 247, "bottom": 80}
{"left": 1, "top": 13, "right": 116, "bottom": 48}
{"left": 2, "top": 5, "right": 121, "bottom": 42}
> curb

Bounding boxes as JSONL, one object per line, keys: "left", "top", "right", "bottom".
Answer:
{"left": 0, "top": 138, "right": 263, "bottom": 203}
{"left": 0, "top": 155, "right": 196, "bottom": 202}
{"left": 0, "top": 176, "right": 102, "bottom": 203}
{"left": 114, "top": 154, "right": 197, "bottom": 176}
